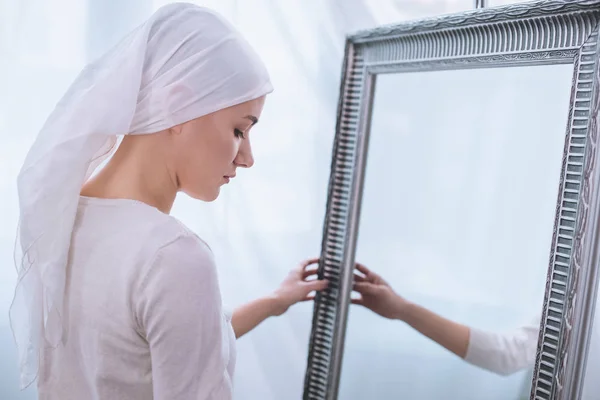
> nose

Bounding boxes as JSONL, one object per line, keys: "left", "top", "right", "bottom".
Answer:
{"left": 234, "top": 140, "right": 254, "bottom": 169}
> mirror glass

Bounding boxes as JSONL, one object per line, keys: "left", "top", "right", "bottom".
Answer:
{"left": 340, "top": 64, "right": 574, "bottom": 400}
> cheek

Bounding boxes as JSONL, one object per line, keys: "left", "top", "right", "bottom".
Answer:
{"left": 176, "top": 129, "right": 239, "bottom": 178}
{"left": 170, "top": 132, "right": 206, "bottom": 182}
{"left": 219, "top": 137, "right": 241, "bottom": 162}
{"left": 205, "top": 128, "right": 241, "bottom": 166}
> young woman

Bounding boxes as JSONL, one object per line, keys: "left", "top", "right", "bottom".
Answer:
{"left": 10, "top": 4, "right": 327, "bottom": 399}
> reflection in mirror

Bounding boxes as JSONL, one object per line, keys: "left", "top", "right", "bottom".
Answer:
{"left": 341, "top": 64, "right": 574, "bottom": 400}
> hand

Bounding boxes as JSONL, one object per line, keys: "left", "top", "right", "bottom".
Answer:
{"left": 352, "top": 263, "right": 409, "bottom": 320}
{"left": 271, "top": 258, "right": 329, "bottom": 316}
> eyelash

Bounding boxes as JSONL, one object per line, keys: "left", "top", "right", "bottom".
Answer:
{"left": 234, "top": 128, "right": 245, "bottom": 139}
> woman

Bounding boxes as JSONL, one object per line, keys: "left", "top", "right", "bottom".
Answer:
{"left": 10, "top": 4, "right": 327, "bottom": 399}
{"left": 352, "top": 264, "right": 539, "bottom": 376}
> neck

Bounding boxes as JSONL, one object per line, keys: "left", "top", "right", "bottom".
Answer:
{"left": 81, "top": 134, "right": 178, "bottom": 214}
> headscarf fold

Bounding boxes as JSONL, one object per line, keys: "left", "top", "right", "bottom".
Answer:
{"left": 10, "top": 3, "right": 273, "bottom": 389}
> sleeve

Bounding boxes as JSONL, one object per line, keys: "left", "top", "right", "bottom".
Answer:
{"left": 135, "top": 234, "right": 232, "bottom": 400}
{"left": 464, "top": 316, "right": 541, "bottom": 376}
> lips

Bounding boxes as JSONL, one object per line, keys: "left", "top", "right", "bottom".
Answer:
{"left": 223, "top": 174, "right": 235, "bottom": 183}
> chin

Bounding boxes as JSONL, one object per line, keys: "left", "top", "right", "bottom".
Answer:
{"left": 190, "top": 188, "right": 220, "bottom": 202}
{"left": 204, "top": 192, "right": 220, "bottom": 202}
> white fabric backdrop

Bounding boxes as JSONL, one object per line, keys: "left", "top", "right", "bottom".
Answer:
{"left": 6, "top": 1, "right": 598, "bottom": 400}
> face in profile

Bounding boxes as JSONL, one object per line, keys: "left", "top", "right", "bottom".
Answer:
{"left": 169, "top": 95, "right": 266, "bottom": 202}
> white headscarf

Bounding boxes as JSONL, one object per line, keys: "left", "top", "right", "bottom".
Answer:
{"left": 10, "top": 3, "right": 273, "bottom": 389}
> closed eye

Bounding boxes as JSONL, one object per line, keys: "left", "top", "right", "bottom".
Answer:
{"left": 234, "top": 128, "right": 245, "bottom": 139}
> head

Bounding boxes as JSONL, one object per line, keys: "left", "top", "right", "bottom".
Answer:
{"left": 127, "top": 4, "right": 273, "bottom": 203}
{"left": 108, "top": 4, "right": 273, "bottom": 204}
{"left": 166, "top": 95, "right": 266, "bottom": 201}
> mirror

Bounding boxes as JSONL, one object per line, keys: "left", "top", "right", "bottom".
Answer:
{"left": 338, "top": 64, "right": 574, "bottom": 400}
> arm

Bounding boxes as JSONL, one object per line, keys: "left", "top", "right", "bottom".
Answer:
{"left": 136, "top": 235, "right": 232, "bottom": 400}
{"left": 353, "top": 263, "right": 538, "bottom": 376}
{"left": 352, "top": 265, "right": 470, "bottom": 358}
{"left": 397, "top": 301, "right": 470, "bottom": 359}
{"left": 401, "top": 302, "right": 537, "bottom": 375}
{"left": 231, "top": 257, "right": 328, "bottom": 339}
{"left": 230, "top": 295, "right": 280, "bottom": 339}
{"left": 464, "top": 318, "right": 539, "bottom": 376}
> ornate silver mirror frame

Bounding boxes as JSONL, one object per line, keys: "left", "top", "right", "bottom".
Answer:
{"left": 302, "top": 1, "right": 600, "bottom": 399}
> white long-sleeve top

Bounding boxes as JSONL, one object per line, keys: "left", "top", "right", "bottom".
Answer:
{"left": 38, "top": 196, "right": 236, "bottom": 400}
{"left": 464, "top": 317, "right": 540, "bottom": 376}
{"left": 464, "top": 315, "right": 600, "bottom": 400}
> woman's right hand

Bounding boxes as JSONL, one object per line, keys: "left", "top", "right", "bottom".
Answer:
{"left": 352, "top": 263, "right": 409, "bottom": 320}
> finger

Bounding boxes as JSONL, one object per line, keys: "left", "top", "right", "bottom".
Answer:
{"left": 350, "top": 292, "right": 364, "bottom": 305}
{"left": 356, "top": 263, "right": 382, "bottom": 283}
{"left": 353, "top": 273, "right": 367, "bottom": 283}
{"left": 298, "top": 257, "right": 320, "bottom": 271}
{"left": 303, "top": 279, "right": 329, "bottom": 292}
{"left": 351, "top": 298, "right": 364, "bottom": 305}
{"left": 303, "top": 294, "right": 316, "bottom": 302}
{"left": 355, "top": 263, "right": 371, "bottom": 276}
{"left": 302, "top": 267, "right": 320, "bottom": 280}
{"left": 353, "top": 282, "right": 376, "bottom": 295}
{"left": 295, "top": 257, "right": 319, "bottom": 271}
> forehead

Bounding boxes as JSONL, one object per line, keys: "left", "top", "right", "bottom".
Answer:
{"left": 235, "top": 96, "right": 266, "bottom": 118}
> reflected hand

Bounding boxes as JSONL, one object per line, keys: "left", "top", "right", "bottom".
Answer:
{"left": 352, "top": 263, "right": 408, "bottom": 320}
{"left": 271, "top": 258, "right": 329, "bottom": 316}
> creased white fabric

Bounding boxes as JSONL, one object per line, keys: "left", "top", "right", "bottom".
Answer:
{"left": 37, "top": 197, "right": 236, "bottom": 400}
{"left": 10, "top": 2, "right": 273, "bottom": 389}
{"left": 464, "top": 316, "right": 541, "bottom": 376}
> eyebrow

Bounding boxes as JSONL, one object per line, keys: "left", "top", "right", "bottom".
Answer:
{"left": 244, "top": 115, "right": 258, "bottom": 126}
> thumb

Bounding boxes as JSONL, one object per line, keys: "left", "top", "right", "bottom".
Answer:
{"left": 351, "top": 297, "right": 364, "bottom": 306}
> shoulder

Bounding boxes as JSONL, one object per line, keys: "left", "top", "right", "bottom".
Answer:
{"left": 129, "top": 206, "right": 214, "bottom": 270}
{"left": 134, "top": 233, "right": 223, "bottom": 331}
{"left": 76, "top": 196, "right": 213, "bottom": 258}
{"left": 151, "top": 232, "right": 215, "bottom": 276}
{"left": 129, "top": 211, "right": 219, "bottom": 300}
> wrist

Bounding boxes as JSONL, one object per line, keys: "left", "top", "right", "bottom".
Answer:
{"left": 392, "top": 296, "right": 413, "bottom": 321}
{"left": 265, "top": 292, "right": 288, "bottom": 317}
